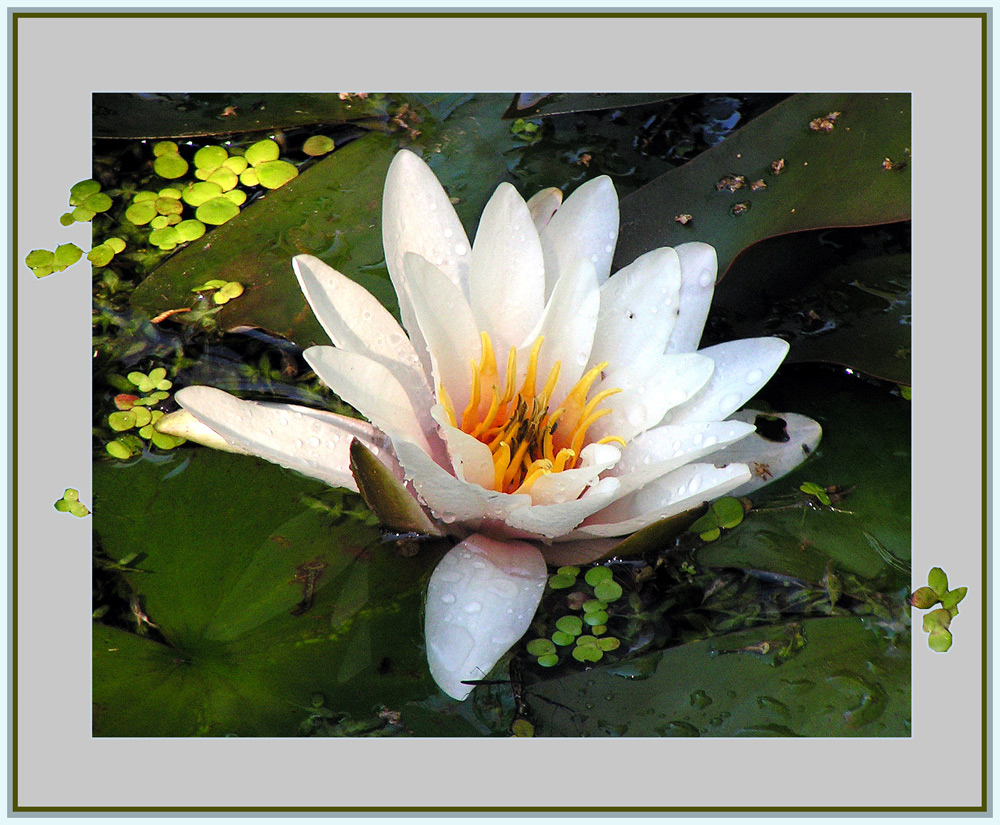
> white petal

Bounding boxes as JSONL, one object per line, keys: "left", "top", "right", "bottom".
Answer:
{"left": 589, "top": 352, "right": 715, "bottom": 442}
{"left": 174, "top": 386, "right": 389, "bottom": 492}
{"left": 469, "top": 183, "right": 546, "bottom": 356}
{"left": 526, "top": 442, "right": 621, "bottom": 506}
{"left": 538, "top": 175, "right": 618, "bottom": 298}
{"left": 303, "top": 346, "right": 442, "bottom": 462}
{"left": 505, "top": 476, "right": 622, "bottom": 539}
{"left": 382, "top": 150, "right": 472, "bottom": 375}
{"left": 392, "top": 439, "right": 531, "bottom": 530}
{"left": 292, "top": 254, "right": 435, "bottom": 424}
{"left": 666, "top": 242, "right": 717, "bottom": 354}
{"left": 520, "top": 257, "right": 600, "bottom": 403}
{"left": 710, "top": 410, "right": 823, "bottom": 497}
{"left": 430, "top": 405, "right": 496, "bottom": 490}
{"left": 577, "top": 463, "right": 752, "bottom": 537}
{"left": 589, "top": 247, "right": 682, "bottom": 370}
{"left": 402, "top": 253, "right": 480, "bottom": 416}
{"left": 665, "top": 338, "right": 790, "bottom": 425}
{"left": 526, "top": 187, "right": 562, "bottom": 232}
{"left": 607, "top": 420, "right": 757, "bottom": 498}
{"left": 425, "top": 535, "right": 547, "bottom": 701}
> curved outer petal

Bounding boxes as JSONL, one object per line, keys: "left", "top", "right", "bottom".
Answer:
{"left": 709, "top": 410, "right": 823, "bottom": 498}
{"left": 664, "top": 338, "right": 790, "bottom": 425}
{"left": 426, "top": 535, "right": 547, "bottom": 701}
{"left": 303, "top": 346, "right": 443, "bottom": 463}
{"left": 393, "top": 438, "right": 531, "bottom": 530}
{"left": 588, "top": 352, "right": 715, "bottom": 443}
{"left": 469, "top": 183, "right": 546, "bottom": 357}
{"left": 575, "top": 462, "right": 752, "bottom": 538}
{"left": 173, "top": 386, "right": 389, "bottom": 492}
{"left": 541, "top": 538, "right": 620, "bottom": 564}
{"left": 606, "top": 419, "right": 757, "bottom": 499}
{"left": 666, "top": 242, "right": 718, "bottom": 354}
{"left": 519, "top": 257, "right": 600, "bottom": 403}
{"left": 538, "top": 175, "right": 618, "bottom": 298}
{"left": 588, "top": 246, "right": 682, "bottom": 370}
{"left": 504, "top": 476, "right": 622, "bottom": 539}
{"left": 526, "top": 187, "right": 563, "bottom": 232}
{"left": 292, "top": 254, "right": 437, "bottom": 428}
{"left": 382, "top": 150, "right": 472, "bottom": 375}
{"left": 402, "top": 253, "right": 480, "bottom": 416}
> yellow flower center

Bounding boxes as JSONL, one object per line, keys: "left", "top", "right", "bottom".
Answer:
{"left": 439, "top": 333, "right": 626, "bottom": 495}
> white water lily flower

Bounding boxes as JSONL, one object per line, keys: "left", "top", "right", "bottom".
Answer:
{"left": 161, "top": 149, "right": 821, "bottom": 701}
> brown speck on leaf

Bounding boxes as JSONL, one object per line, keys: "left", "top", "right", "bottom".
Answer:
{"left": 809, "top": 111, "right": 841, "bottom": 132}
{"left": 675, "top": 213, "right": 693, "bottom": 225}
{"left": 751, "top": 462, "right": 774, "bottom": 481}
{"left": 750, "top": 179, "right": 767, "bottom": 192}
{"left": 771, "top": 158, "right": 785, "bottom": 175}
{"left": 730, "top": 201, "right": 750, "bottom": 216}
{"left": 736, "top": 153, "right": 742, "bottom": 159}
{"left": 882, "top": 156, "right": 907, "bottom": 172}
{"left": 221, "top": 106, "right": 238, "bottom": 117}
{"left": 716, "top": 174, "right": 746, "bottom": 192}
{"left": 882, "top": 157, "right": 895, "bottom": 170}
{"left": 577, "top": 153, "right": 592, "bottom": 167}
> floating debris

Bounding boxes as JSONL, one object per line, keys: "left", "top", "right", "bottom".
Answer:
{"left": 809, "top": 111, "right": 842, "bottom": 133}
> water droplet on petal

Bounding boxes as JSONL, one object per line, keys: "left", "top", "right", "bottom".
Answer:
{"left": 441, "top": 593, "right": 456, "bottom": 604}
{"left": 746, "top": 368, "right": 764, "bottom": 384}
{"left": 627, "top": 407, "right": 646, "bottom": 428}
{"left": 464, "top": 601, "right": 482, "bottom": 614}
{"left": 309, "top": 436, "right": 320, "bottom": 447}
{"left": 443, "top": 227, "right": 453, "bottom": 238}
{"left": 454, "top": 243, "right": 467, "bottom": 256}
{"left": 699, "top": 271, "right": 714, "bottom": 288}
{"left": 719, "top": 392, "right": 741, "bottom": 412}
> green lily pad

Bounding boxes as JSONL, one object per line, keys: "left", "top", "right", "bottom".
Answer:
{"left": 529, "top": 616, "right": 908, "bottom": 736}
{"left": 303, "top": 135, "right": 335, "bottom": 156}
{"left": 615, "top": 93, "right": 910, "bottom": 282}
{"left": 254, "top": 160, "right": 298, "bottom": 189}
{"left": 504, "top": 92, "right": 688, "bottom": 119}
{"left": 153, "top": 151, "right": 189, "bottom": 180}
{"left": 93, "top": 448, "right": 441, "bottom": 736}
{"left": 195, "top": 197, "right": 241, "bottom": 226}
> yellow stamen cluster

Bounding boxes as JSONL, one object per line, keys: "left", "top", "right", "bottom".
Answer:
{"left": 439, "top": 333, "right": 626, "bottom": 495}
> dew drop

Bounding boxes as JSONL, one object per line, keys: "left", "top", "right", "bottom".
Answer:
{"left": 264, "top": 427, "right": 273, "bottom": 436}
{"left": 454, "top": 243, "right": 467, "bottom": 256}
{"left": 746, "top": 368, "right": 764, "bottom": 384}
{"left": 604, "top": 244, "right": 613, "bottom": 254}
{"left": 590, "top": 254, "right": 599, "bottom": 263}
{"left": 294, "top": 438, "right": 303, "bottom": 448}
{"left": 473, "top": 561, "right": 486, "bottom": 570}
{"left": 464, "top": 601, "right": 482, "bottom": 614}
{"left": 362, "top": 309, "right": 372, "bottom": 320}
{"left": 607, "top": 230, "right": 616, "bottom": 241}
{"left": 704, "top": 435, "right": 718, "bottom": 447}
{"left": 698, "top": 271, "right": 714, "bottom": 288}
{"left": 441, "top": 593, "right": 456, "bottom": 604}
{"left": 627, "top": 407, "right": 646, "bottom": 428}
{"left": 693, "top": 433, "right": 703, "bottom": 445}
{"left": 443, "top": 227, "right": 454, "bottom": 238}
{"left": 309, "top": 436, "right": 320, "bottom": 447}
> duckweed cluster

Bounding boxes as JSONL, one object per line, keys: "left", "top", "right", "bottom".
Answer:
{"left": 25, "top": 243, "right": 83, "bottom": 278}
{"left": 53, "top": 487, "right": 89, "bottom": 518}
{"left": 62, "top": 179, "right": 113, "bottom": 224}
{"left": 105, "top": 368, "right": 187, "bottom": 459}
{"left": 911, "top": 567, "right": 967, "bottom": 653}
{"left": 526, "top": 564, "right": 625, "bottom": 667}
{"left": 688, "top": 496, "right": 746, "bottom": 541}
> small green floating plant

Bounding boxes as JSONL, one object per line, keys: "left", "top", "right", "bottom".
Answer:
{"left": 910, "top": 567, "right": 967, "bottom": 653}
{"left": 61, "top": 179, "right": 113, "bottom": 224}
{"left": 526, "top": 564, "right": 625, "bottom": 667}
{"left": 53, "top": 488, "right": 89, "bottom": 518}
{"left": 105, "top": 368, "right": 187, "bottom": 459}
{"left": 688, "top": 496, "right": 746, "bottom": 541}
{"left": 25, "top": 243, "right": 83, "bottom": 278}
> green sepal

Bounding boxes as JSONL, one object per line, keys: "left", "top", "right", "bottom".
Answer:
{"left": 348, "top": 439, "right": 441, "bottom": 536}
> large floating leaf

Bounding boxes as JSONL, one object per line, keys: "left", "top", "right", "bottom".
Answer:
{"left": 131, "top": 132, "right": 398, "bottom": 346}
{"left": 711, "top": 228, "right": 911, "bottom": 384}
{"left": 503, "top": 92, "right": 687, "bottom": 119}
{"left": 614, "top": 93, "right": 911, "bottom": 279}
{"left": 94, "top": 93, "right": 389, "bottom": 139}
{"left": 93, "top": 449, "right": 445, "bottom": 736}
{"left": 527, "top": 616, "right": 909, "bottom": 737}
{"left": 131, "top": 95, "right": 524, "bottom": 346}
